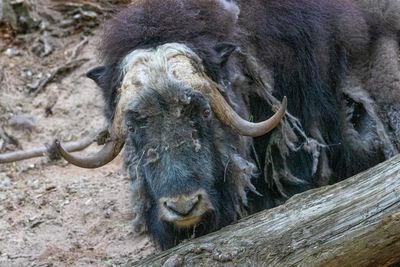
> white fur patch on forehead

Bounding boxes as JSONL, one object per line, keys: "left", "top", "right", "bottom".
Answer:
{"left": 120, "top": 43, "right": 202, "bottom": 78}
{"left": 119, "top": 42, "right": 208, "bottom": 95}
{"left": 112, "top": 43, "right": 208, "bottom": 138}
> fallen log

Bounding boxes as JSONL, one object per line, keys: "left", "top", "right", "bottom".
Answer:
{"left": 133, "top": 155, "right": 400, "bottom": 266}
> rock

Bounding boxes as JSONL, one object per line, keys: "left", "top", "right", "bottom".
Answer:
{"left": 3, "top": 47, "right": 21, "bottom": 57}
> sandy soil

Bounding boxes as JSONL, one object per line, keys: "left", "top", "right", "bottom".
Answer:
{"left": 0, "top": 2, "right": 155, "bottom": 266}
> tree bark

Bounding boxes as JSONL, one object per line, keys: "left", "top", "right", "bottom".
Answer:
{"left": 132, "top": 155, "right": 400, "bottom": 267}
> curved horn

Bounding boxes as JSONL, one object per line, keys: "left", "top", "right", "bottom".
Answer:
{"left": 54, "top": 139, "right": 125, "bottom": 169}
{"left": 53, "top": 97, "right": 128, "bottom": 169}
{"left": 54, "top": 60, "right": 142, "bottom": 168}
{"left": 200, "top": 78, "right": 287, "bottom": 137}
{"left": 54, "top": 100, "right": 130, "bottom": 169}
{"left": 54, "top": 77, "right": 140, "bottom": 169}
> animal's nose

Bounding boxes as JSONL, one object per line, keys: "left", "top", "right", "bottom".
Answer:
{"left": 160, "top": 189, "right": 213, "bottom": 227}
{"left": 163, "top": 194, "right": 200, "bottom": 216}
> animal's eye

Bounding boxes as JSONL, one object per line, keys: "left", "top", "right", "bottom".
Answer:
{"left": 127, "top": 124, "right": 135, "bottom": 133}
{"left": 202, "top": 108, "right": 211, "bottom": 119}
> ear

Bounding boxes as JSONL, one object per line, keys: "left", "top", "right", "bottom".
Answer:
{"left": 214, "top": 42, "right": 237, "bottom": 65}
{"left": 86, "top": 65, "right": 109, "bottom": 87}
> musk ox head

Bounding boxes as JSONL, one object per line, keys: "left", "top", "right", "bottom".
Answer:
{"left": 55, "top": 42, "right": 286, "bottom": 249}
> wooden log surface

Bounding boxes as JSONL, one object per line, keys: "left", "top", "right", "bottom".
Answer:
{"left": 131, "top": 155, "right": 400, "bottom": 266}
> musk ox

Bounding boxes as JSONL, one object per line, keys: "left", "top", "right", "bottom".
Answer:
{"left": 55, "top": 0, "right": 400, "bottom": 249}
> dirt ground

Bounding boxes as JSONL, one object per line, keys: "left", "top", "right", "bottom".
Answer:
{"left": 0, "top": 1, "right": 155, "bottom": 266}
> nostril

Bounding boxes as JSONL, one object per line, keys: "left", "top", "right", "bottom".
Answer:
{"left": 164, "top": 201, "right": 175, "bottom": 212}
{"left": 196, "top": 194, "right": 202, "bottom": 202}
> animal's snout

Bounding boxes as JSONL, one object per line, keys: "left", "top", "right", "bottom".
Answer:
{"left": 159, "top": 189, "right": 214, "bottom": 227}
{"left": 163, "top": 194, "right": 200, "bottom": 216}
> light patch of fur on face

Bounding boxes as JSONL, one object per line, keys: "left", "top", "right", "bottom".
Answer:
{"left": 119, "top": 42, "right": 218, "bottom": 97}
{"left": 120, "top": 43, "right": 205, "bottom": 88}
{"left": 117, "top": 43, "right": 209, "bottom": 137}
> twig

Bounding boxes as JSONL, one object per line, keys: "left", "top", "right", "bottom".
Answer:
{"left": 66, "top": 37, "right": 88, "bottom": 61}
{"left": 31, "top": 58, "right": 88, "bottom": 96}
{"left": 0, "top": 127, "right": 109, "bottom": 164}
{"left": 31, "top": 36, "right": 89, "bottom": 96}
